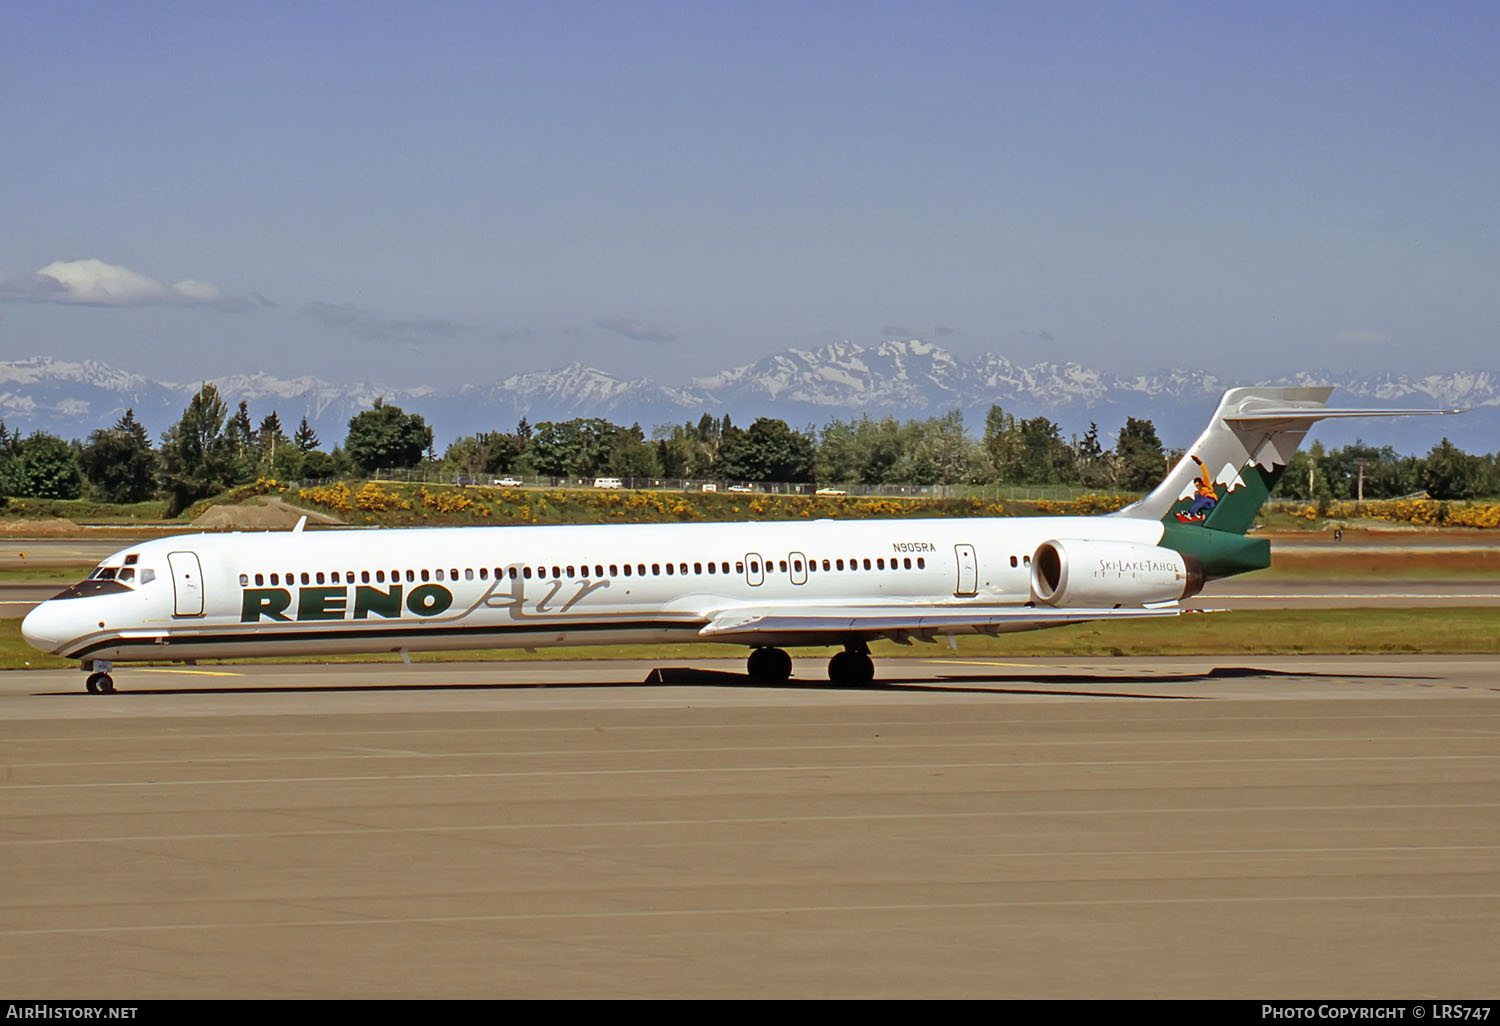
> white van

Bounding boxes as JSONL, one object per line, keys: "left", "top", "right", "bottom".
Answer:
{"left": 593, "top": 477, "right": 623, "bottom": 489}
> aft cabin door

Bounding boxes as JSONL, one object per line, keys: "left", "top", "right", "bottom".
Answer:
{"left": 167, "top": 551, "right": 205, "bottom": 617}
{"left": 788, "top": 551, "right": 808, "bottom": 586}
{"left": 954, "top": 543, "right": 978, "bottom": 597}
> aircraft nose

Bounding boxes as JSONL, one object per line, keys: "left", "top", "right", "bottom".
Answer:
{"left": 21, "top": 601, "right": 70, "bottom": 654}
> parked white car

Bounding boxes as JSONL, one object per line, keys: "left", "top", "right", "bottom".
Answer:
{"left": 815, "top": 487, "right": 848, "bottom": 496}
{"left": 727, "top": 484, "right": 754, "bottom": 493}
{"left": 593, "top": 477, "right": 623, "bottom": 489}
{"left": 491, "top": 477, "right": 523, "bottom": 487}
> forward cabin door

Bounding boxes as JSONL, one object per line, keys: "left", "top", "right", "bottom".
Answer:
{"left": 167, "top": 551, "right": 205, "bottom": 616}
{"left": 953, "top": 543, "right": 978, "bottom": 597}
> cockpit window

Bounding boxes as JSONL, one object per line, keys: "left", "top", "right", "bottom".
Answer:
{"left": 51, "top": 579, "right": 132, "bottom": 601}
{"left": 65, "top": 563, "right": 155, "bottom": 597}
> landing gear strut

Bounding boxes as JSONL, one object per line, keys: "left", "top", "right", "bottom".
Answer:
{"left": 746, "top": 646, "right": 793, "bottom": 684}
{"left": 83, "top": 661, "right": 116, "bottom": 694}
{"left": 828, "top": 643, "right": 875, "bottom": 686}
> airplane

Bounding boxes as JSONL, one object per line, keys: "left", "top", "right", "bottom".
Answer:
{"left": 22, "top": 386, "right": 1458, "bottom": 693}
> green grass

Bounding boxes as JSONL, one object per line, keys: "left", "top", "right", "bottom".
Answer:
{"left": 0, "top": 497, "right": 170, "bottom": 522}
{"left": 0, "top": 564, "right": 95, "bottom": 583}
{"left": 1261, "top": 563, "right": 1500, "bottom": 580}
{"left": 5, "top": 607, "right": 1497, "bottom": 671}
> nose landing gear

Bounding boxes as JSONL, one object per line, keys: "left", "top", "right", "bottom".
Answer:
{"left": 82, "top": 661, "right": 116, "bottom": 694}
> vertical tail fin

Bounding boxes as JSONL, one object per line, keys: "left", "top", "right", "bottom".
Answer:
{"left": 1115, "top": 386, "right": 1461, "bottom": 535}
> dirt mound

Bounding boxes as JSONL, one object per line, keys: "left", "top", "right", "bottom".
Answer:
{"left": 190, "top": 496, "right": 345, "bottom": 530}
{"left": 0, "top": 518, "right": 81, "bottom": 534}
{"left": 192, "top": 501, "right": 304, "bottom": 530}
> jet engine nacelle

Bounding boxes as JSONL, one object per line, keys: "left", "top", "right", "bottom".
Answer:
{"left": 1029, "top": 539, "right": 1205, "bottom": 608}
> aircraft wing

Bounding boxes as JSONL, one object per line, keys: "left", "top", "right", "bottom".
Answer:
{"left": 699, "top": 604, "right": 1204, "bottom": 644}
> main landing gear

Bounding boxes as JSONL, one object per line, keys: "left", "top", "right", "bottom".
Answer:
{"left": 83, "top": 661, "right": 115, "bottom": 694}
{"left": 827, "top": 642, "right": 875, "bottom": 687}
{"left": 745, "top": 644, "right": 877, "bottom": 686}
{"left": 746, "top": 646, "right": 793, "bottom": 684}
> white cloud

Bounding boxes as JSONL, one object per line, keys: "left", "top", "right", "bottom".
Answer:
{"left": 0, "top": 258, "right": 251, "bottom": 310}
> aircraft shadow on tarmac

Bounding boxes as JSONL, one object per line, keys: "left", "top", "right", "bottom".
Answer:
{"left": 34, "top": 663, "right": 1442, "bottom": 699}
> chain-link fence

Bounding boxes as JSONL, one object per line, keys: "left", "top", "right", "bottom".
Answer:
{"left": 341, "top": 468, "right": 1118, "bottom": 502}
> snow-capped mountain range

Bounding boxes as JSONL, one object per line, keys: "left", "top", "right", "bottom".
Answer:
{"left": 0, "top": 341, "right": 1494, "bottom": 453}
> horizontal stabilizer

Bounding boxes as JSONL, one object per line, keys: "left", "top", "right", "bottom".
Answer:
{"left": 1226, "top": 407, "right": 1464, "bottom": 422}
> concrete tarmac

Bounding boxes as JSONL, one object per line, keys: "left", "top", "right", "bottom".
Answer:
{"left": 2, "top": 655, "right": 1497, "bottom": 999}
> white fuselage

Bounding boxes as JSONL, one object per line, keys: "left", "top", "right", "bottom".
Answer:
{"left": 22, "top": 515, "right": 1168, "bottom": 664}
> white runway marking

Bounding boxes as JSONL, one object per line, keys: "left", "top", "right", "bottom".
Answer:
{"left": 6, "top": 753, "right": 1500, "bottom": 790}
{"left": 9, "top": 891, "right": 1500, "bottom": 937}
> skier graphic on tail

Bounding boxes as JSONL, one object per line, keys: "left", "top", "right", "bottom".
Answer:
{"left": 1174, "top": 454, "right": 1218, "bottom": 523}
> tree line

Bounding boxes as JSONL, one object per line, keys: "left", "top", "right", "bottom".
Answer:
{"left": 1, "top": 384, "right": 1496, "bottom": 515}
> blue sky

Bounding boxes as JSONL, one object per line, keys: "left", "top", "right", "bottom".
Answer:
{"left": 1, "top": 0, "right": 1496, "bottom": 388}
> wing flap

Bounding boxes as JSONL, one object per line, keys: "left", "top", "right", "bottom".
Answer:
{"left": 700, "top": 605, "right": 1201, "bottom": 641}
